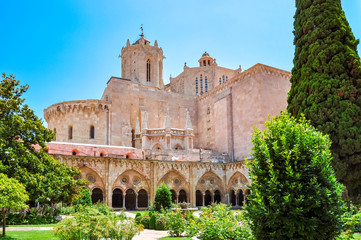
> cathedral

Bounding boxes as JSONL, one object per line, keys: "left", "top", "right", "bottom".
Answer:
{"left": 43, "top": 31, "right": 291, "bottom": 209}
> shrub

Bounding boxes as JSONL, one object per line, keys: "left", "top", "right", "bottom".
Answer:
{"left": 246, "top": 112, "right": 344, "bottom": 240}
{"left": 164, "top": 208, "right": 187, "bottom": 237}
{"left": 7, "top": 204, "right": 59, "bottom": 225}
{"left": 54, "top": 206, "right": 142, "bottom": 240}
{"left": 73, "top": 188, "right": 92, "bottom": 206}
{"left": 139, "top": 215, "right": 150, "bottom": 229}
{"left": 197, "top": 203, "right": 252, "bottom": 240}
{"left": 154, "top": 183, "right": 172, "bottom": 212}
{"left": 155, "top": 217, "right": 167, "bottom": 230}
{"left": 149, "top": 214, "right": 156, "bottom": 229}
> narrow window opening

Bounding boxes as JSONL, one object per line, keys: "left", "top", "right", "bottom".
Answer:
{"left": 72, "top": 151, "right": 77, "bottom": 155}
{"left": 200, "top": 74, "right": 203, "bottom": 94}
{"left": 146, "top": 59, "right": 151, "bottom": 82}
{"left": 68, "top": 126, "right": 73, "bottom": 140}
{"left": 208, "top": 60, "right": 210, "bottom": 65}
{"left": 205, "top": 76, "right": 208, "bottom": 92}
{"left": 195, "top": 77, "right": 198, "bottom": 94}
{"left": 90, "top": 125, "right": 95, "bottom": 139}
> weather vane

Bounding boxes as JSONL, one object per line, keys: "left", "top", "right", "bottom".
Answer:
{"left": 140, "top": 24, "right": 144, "bottom": 37}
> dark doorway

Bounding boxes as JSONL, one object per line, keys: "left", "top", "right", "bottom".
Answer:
{"left": 138, "top": 189, "right": 148, "bottom": 208}
{"left": 125, "top": 189, "right": 136, "bottom": 210}
{"left": 91, "top": 188, "right": 103, "bottom": 204}
{"left": 238, "top": 190, "right": 244, "bottom": 206}
{"left": 196, "top": 190, "right": 202, "bottom": 206}
{"left": 178, "top": 189, "right": 187, "bottom": 203}
{"left": 170, "top": 189, "right": 177, "bottom": 203}
{"left": 230, "top": 190, "right": 236, "bottom": 206}
{"left": 205, "top": 190, "right": 212, "bottom": 206}
{"left": 214, "top": 190, "right": 221, "bottom": 203}
{"left": 112, "top": 188, "right": 123, "bottom": 208}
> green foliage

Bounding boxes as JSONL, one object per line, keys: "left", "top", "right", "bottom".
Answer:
{"left": 72, "top": 188, "right": 92, "bottom": 206}
{"left": 287, "top": 0, "right": 361, "bottom": 199}
{"left": 164, "top": 208, "right": 187, "bottom": 237}
{"left": 0, "top": 73, "right": 86, "bottom": 204}
{"left": 246, "top": 112, "right": 344, "bottom": 240}
{"left": 54, "top": 206, "right": 142, "bottom": 240}
{"left": 154, "top": 183, "right": 172, "bottom": 212}
{"left": 0, "top": 173, "right": 29, "bottom": 236}
{"left": 149, "top": 213, "right": 156, "bottom": 229}
{"left": 197, "top": 203, "right": 252, "bottom": 240}
{"left": 6, "top": 204, "right": 59, "bottom": 225}
{"left": 155, "top": 217, "right": 167, "bottom": 230}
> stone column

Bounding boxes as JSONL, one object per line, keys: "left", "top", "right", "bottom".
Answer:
{"left": 122, "top": 192, "right": 126, "bottom": 209}
{"left": 202, "top": 193, "right": 205, "bottom": 206}
{"left": 211, "top": 192, "right": 214, "bottom": 203}
{"left": 235, "top": 191, "right": 239, "bottom": 207}
{"left": 135, "top": 192, "right": 139, "bottom": 210}
{"left": 176, "top": 192, "right": 179, "bottom": 204}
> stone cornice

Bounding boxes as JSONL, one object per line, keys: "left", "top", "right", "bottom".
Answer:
{"left": 52, "top": 154, "right": 245, "bottom": 170}
{"left": 197, "top": 63, "right": 291, "bottom": 101}
{"left": 44, "top": 100, "right": 111, "bottom": 121}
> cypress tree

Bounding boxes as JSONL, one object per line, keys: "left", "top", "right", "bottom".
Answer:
{"left": 287, "top": 0, "right": 361, "bottom": 199}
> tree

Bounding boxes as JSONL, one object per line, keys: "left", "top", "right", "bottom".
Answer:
{"left": 73, "top": 188, "right": 92, "bottom": 206}
{"left": 0, "top": 173, "right": 29, "bottom": 237}
{"left": 246, "top": 112, "right": 344, "bottom": 240}
{"left": 154, "top": 183, "right": 172, "bottom": 212}
{"left": 0, "top": 73, "right": 85, "bottom": 204}
{"left": 287, "top": 0, "right": 361, "bottom": 199}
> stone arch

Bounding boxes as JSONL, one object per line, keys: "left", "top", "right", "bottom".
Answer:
{"left": 178, "top": 189, "right": 187, "bottom": 203}
{"left": 113, "top": 169, "right": 150, "bottom": 194}
{"left": 157, "top": 170, "right": 189, "bottom": 194}
{"left": 196, "top": 170, "right": 225, "bottom": 195}
{"left": 227, "top": 171, "right": 249, "bottom": 192}
{"left": 196, "top": 190, "right": 203, "bottom": 207}
{"left": 152, "top": 143, "right": 163, "bottom": 150}
{"left": 125, "top": 189, "right": 136, "bottom": 210}
{"left": 214, "top": 190, "right": 221, "bottom": 203}
{"left": 138, "top": 189, "right": 148, "bottom": 208}
{"left": 173, "top": 144, "right": 183, "bottom": 150}
{"left": 78, "top": 166, "right": 105, "bottom": 190}
{"left": 112, "top": 188, "right": 123, "bottom": 208}
{"left": 91, "top": 188, "right": 103, "bottom": 204}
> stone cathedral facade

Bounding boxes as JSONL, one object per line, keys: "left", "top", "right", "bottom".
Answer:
{"left": 43, "top": 33, "right": 291, "bottom": 209}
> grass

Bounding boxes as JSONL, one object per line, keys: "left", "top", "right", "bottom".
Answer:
{"left": 7, "top": 224, "right": 56, "bottom": 227}
{"left": 159, "top": 237, "right": 192, "bottom": 240}
{"left": 0, "top": 230, "right": 58, "bottom": 239}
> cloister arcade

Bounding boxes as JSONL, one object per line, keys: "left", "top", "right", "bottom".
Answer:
{"left": 54, "top": 155, "right": 250, "bottom": 210}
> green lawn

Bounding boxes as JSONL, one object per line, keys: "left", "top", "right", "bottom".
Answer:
{"left": 1, "top": 231, "right": 58, "bottom": 240}
{"left": 7, "top": 224, "right": 56, "bottom": 227}
{"left": 159, "top": 237, "right": 192, "bottom": 240}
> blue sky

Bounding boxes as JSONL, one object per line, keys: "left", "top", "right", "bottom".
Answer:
{"left": 1, "top": 0, "right": 360, "bottom": 123}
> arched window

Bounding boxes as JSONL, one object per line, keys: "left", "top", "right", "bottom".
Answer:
{"left": 146, "top": 59, "right": 151, "bottom": 82}
{"left": 90, "top": 125, "right": 95, "bottom": 139}
{"left": 195, "top": 77, "right": 198, "bottom": 94}
{"left": 226, "top": 76, "right": 228, "bottom": 82}
{"left": 68, "top": 126, "right": 73, "bottom": 140}
{"left": 178, "top": 190, "right": 187, "bottom": 203}
{"left": 219, "top": 78, "right": 221, "bottom": 85}
{"left": 100, "top": 151, "right": 105, "bottom": 157}
{"left": 208, "top": 60, "right": 210, "bottom": 65}
{"left": 205, "top": 76, "right": 208, "bottom": 92}
{"left": 92, "top": 188, "right": 103, "bottom": 204}
{"left": 222, "top": 75, "right": 225, "bottom": 83}
{"left": 200, "top": 74, "right": 203, "bottom": 94}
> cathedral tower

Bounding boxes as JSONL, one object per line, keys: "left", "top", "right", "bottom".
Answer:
{"left": 120, "top": 30, "right": 165, "bottom": 88}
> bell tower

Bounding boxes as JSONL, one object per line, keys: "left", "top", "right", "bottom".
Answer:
{"left": 120, "top": 27, "right": 165, "bottom": 88}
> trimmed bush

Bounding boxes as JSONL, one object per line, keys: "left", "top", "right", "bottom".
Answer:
{"left": 246, "top": 112, "right": 344, "bottom": 240}
{"left": 154, "top": 183, "right": 172, "bottom": 212}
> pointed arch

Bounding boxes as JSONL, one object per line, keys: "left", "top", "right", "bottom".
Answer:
{"left": 227, "top": 171, "right": 249, "bottom": 192}
{"left": 78, "top": 166, "right": 105, "bottom": 189}
{"left": 196, "top": 170, "right": 225, "bottom": 194}
{"left": 157, "top": 170, "right": 189, "bottom": 192}
{"left": 152, "top": 143, "right": 163, "bottom": 150}
{"left": 113, "top": 169, "right": 150, "bottom": 192}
